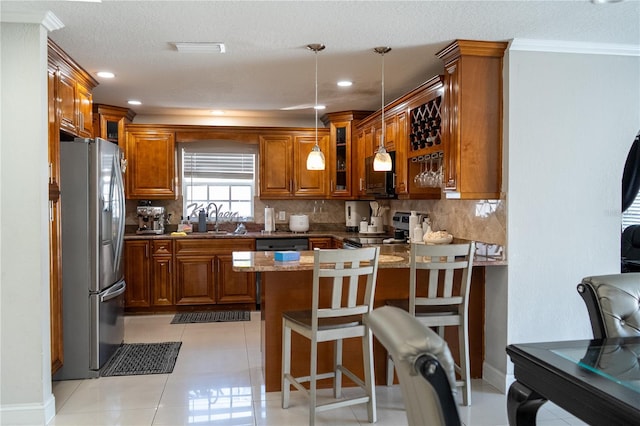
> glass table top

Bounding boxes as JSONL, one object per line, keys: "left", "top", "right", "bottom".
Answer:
{"left": 552, "top": 341, "right": 640, "bottom": 393}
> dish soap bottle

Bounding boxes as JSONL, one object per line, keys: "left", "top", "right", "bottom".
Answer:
{"left": 198, "top": 209, "right": 207, "bottom": 233}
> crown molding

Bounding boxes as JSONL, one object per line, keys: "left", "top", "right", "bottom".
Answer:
{"left": 1, "top": 11, "right": 64, "bottom": 32}
{"left": 510, "top": 38, "right": 640, "bottom": 57}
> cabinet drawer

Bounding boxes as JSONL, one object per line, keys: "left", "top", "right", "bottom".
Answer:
{"left": 175, "top": 238, "right": 255, "bottom": 255}
{"left": 152, "top": 239, "right": 172, "bottom": 255}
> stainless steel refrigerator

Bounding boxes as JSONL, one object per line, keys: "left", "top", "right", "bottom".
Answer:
{"left": 54, "top": 137, "right": 126, "bottom": 380}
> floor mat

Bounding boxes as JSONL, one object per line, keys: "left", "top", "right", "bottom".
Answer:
{"left": 100, "top": 342, "right": 181, "bottom": 377}
{"left": 171, "top": 311, "right": 251, "bottom": 324}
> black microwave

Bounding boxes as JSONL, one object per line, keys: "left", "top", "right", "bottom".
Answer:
{"left": 364, "top": 151, "right": 396, "bottom": 198}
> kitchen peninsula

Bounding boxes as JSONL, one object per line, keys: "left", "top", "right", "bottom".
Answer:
{"left": 232, "top": 242, "right": 504, "bottom": 392}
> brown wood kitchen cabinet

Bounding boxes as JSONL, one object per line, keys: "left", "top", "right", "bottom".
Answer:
{"left": 174, "top": 239, "right": 256, "bottom": 306}
{"left": 124, "top": 126, "right": 177, "bottom": 199}
{"left": 93, "top": 104, "right": 136, "bottom": 147}
{"left": 259, "top": 130, "right": 329, "bottom": 199}
{"left": 49, "top": 40, "right": 97, "bottom": 139}
{"left": 151, "top": 240, "right": 173, "bottom": 306}
{"left": 308, "top": 237, "right": 333, "bottom": 250}
{"left": 322, "top": 111, "right": 372, "bottom": 199}
{"left": 124, "top": 240, "right": 152, "bottom": 308}
{"left": 437, "top": 40, "right": 508, "bottom": 199}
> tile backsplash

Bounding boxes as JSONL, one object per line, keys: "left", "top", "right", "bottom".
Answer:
{"left": 126, "top": 195, "right": 506, "bottom": 247}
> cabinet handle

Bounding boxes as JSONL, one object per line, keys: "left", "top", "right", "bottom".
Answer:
{"left": 48, "top": 163, "right": 53, "bottom": 184}
{"left": 145, "top": 244, "right": 149, "bottom": 258}
{"left": 49, "top": 201, "right": 53, "bottom": 222}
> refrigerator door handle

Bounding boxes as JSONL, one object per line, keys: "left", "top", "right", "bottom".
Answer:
{"left": 113, "top": 154, "right": 126, "bottom": 272}
{"left": 101, "top": 280, "right": 126, "bottom": 302}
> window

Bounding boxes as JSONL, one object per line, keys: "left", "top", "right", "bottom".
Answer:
{"left": 181, "top": 142, "right": 256, "bottom": 221}
{"left": 622, "top": 193, "right": 640, "bottom": 230}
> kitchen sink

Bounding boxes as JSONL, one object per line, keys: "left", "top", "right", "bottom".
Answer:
{"left": 207, "top": 230, "right": 232, "bottom": 235}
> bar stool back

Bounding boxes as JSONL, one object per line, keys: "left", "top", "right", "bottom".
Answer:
{"left": 386, "top": 241, "right": 475, "bottom": 406}
{"left": 281, "top": 247, "right": 380, "bottom": 425}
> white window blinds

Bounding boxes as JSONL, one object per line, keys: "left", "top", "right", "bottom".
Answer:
{"left": 183, "top": 152, "right": 255, "bottom": 180}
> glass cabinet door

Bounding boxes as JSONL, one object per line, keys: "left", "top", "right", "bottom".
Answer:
{"left": 329, "top": 121, "right": 351, "bottom": 198}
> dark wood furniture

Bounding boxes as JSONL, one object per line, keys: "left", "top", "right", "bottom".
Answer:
{"left": 506, "top": 337, "right": 640, "bottom": 426}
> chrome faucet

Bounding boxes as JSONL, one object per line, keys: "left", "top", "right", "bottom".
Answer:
{"left": 207, "top": 202, "right": 221, "bottom": 231}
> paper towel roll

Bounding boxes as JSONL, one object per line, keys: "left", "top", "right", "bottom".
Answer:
{"left": 264, "top": 207, "right": 275, "bottom": 232}
{"left": 409, "top": 211, "right": 418, "bottom": 242}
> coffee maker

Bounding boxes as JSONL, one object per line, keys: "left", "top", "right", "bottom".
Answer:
{"left": 136, "top": 205, "right": 166, "bottom": 235}
{"left": 345, "top": 201, "right": 370, "bottom": 232}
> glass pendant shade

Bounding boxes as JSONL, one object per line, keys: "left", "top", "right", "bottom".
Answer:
{"left": 306, "top": 43, "right": 326, "bottom": 171}
{"left": 307, "top": 145, "right": 326, "bottom": 170}
{"left": 373, "top": 46, "right": 392, "bottom": 171}
{"left": 373, "top": 146, "right": 392, "bottom": 171}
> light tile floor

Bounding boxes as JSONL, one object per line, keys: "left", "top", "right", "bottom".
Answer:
{"left": 50, "top": 312, "right": 587, "bottom": 425}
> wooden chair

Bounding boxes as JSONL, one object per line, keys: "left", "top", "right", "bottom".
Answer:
{"left": 367, "top": 306, "right": 462, "bottom": 426}
{"left": 386, "top": 241, "right": 475, "bottom": 406}
{"left": 281, "top": 247, "right": 380, "bottom": 425}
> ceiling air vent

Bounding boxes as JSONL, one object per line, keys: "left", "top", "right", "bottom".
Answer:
{"left": 172, "top": 42, "right": 226, "bottom": 53}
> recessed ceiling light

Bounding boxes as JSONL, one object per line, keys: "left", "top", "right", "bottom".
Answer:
{"left": 127, "top": 100, "right": 142, "bottom": 106}
{"left": 210, "top": 110, "right": 225, "bottom": 115}
{"left": 337, "top": 80, "right": 352, "bottom": 87}
{"left": 172, "top": 42, "right": 226, "bottom": 53}
{"left": 314, "top": 105, "right": 326, "bottom": 110}
{"left": 96, "top": 71, "right": 115, "bottom": 78}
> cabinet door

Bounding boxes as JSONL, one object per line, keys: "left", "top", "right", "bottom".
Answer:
{"left": 329, "top": 122, "right": 351, "bottom": 198}
{"left": 125, "top": 130, "right": 176, "bottom": 199}
{"left": 175, "top": 256, "right": 216, "bottom": 305}
{"left": 259, "top": 135, "right": 293, "bottom": 198}
{"left": 394, "top": 111, "right": 409, "bottom": 196}
{"left": 308, "top": 237, "right": 332, "bottom": 250}
{"left": 124, "top": 240, "right": 151, "bottom": 308}
{"left": 293, "top": 134, "right": 328, "bottom": 197}
{"left": 57, "top": 71, "right": 76, "bottom": 135}
{"left": 76, "top": 83, "right": 93, "bottom": 137}
{"left": 152, "top": 256, "right": 173, "bottom": 306}
{"left": 216, "top": 254, "right": 256, "bottom": 304}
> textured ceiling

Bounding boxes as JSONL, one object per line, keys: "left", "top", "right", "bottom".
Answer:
{"left": 3, "top": 0, "right": 639, "bottom": 125}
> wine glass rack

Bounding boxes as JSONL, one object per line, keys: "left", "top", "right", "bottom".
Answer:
{"left": 409, "top": 96, "right": 442, "bottom": 156}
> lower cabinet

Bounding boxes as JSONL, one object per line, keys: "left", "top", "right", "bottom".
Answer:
{"left": 124, "top": 240, "right": 151, "bottom": 308}
{"left": 174, "top": 255, "right": 217, "bottom": 305}
{"left": 124, "top": 238, "right": 256, "bottom": 312}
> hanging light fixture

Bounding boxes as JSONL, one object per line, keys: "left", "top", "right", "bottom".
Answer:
{"left": 306, "top": 43, "right": 326, "bottom": 170}
{"left": 373, "top": 46, "right": 392, "bottom": 171}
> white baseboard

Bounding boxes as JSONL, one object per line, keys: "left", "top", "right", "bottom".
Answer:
{"left": 0, "top": 393, "right": 56, "bottom": 425}
{"left": 482, "top": 362, "right": 514, "bottom": 394}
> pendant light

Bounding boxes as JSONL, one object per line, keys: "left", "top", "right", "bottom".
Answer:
{"left": 373, "top": 46, "right": 393, "bottom": 171}
{"left": 306, "top": 43, "right": 326, "bottom": 170}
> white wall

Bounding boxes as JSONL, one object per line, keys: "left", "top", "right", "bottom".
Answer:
{"left": 483, "top": 39, "right": 640, "bottom": 392}
{"left": 0, "top": 14, "right": 61, "bottom": 425}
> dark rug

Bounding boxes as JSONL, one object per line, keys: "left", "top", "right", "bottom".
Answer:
{"left": 171, "top": 310, "right": 251, "bottom": 324}
{"left": 100, "top": 342, "right": 181, "bottom": 377}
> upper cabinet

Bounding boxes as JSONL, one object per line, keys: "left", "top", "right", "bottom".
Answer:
{"left": 322, "top": 111, "right": 372, "bottom": 199}
{"left": 124, "top": 126, "right": 177, "bottom": 199}
{"left": 48, "top": 40, "right": 98, "bottom": 139}
{"left": 93, "top": 104, "right": 136, "bottom": 147}
{"left": 437, "top": 39, "right": 508, "bottom": 199}
{"left": 259, "top": 129, "right": 329, "bottom": 199}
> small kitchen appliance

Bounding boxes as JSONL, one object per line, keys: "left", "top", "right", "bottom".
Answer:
{"left": 392, "top": 211, "right": 428, "bottom": 239}
{"left": 289, "top": 214, "right": 309, "bottom": 233}
{"left": 345, "top": 201, "right": 370, "bottom": 232}
{"left": 136, "top": 206, "right": 166, "bottom": 234}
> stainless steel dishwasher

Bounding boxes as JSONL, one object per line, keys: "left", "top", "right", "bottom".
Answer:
{"left": 254, "top": 237, "right": 309, "bottom": 309}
